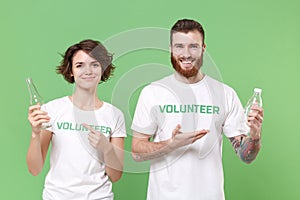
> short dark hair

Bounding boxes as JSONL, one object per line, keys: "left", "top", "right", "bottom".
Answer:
{"left": 170, "top": 19, "right": 205, "bottom": 44}
{"left": 57, "top": 39, "right": 115, "bottom": 83}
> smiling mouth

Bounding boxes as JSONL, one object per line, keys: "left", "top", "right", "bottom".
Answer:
{"left": 179, "top": 59, "right": 194, "bottom": 68}
{"left": 82, "top": 76, "right": 96, "bottom": 80}
{"left": 181, "top": 60, "right": 192, "bottom": 64}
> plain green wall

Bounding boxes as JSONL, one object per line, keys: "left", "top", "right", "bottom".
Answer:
{"left": 1, "top": 0, "right": 299, "bottom": 199}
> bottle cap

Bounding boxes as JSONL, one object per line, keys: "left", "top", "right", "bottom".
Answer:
{"left": 254, "top": 88, "right": 262, "bottom": 93}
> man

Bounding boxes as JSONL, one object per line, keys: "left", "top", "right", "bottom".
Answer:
{"left": 131, "top": 19, "right": 263, "bottom": 200}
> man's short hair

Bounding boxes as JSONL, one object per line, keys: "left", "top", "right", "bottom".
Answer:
{"left": 170, "top": 19, "right": 205, "bottom": 44}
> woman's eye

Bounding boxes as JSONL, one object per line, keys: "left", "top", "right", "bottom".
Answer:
{"left": 76, "top": 65, "right": 82, "bottom": 68}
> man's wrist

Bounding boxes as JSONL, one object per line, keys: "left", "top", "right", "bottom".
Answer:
{"left": 248, "top": 135, "right": 261, "bottom": 145}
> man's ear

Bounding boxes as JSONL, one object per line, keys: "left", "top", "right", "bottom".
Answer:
{"left": 203, "top": 43, "right": 206, "bottom": 52}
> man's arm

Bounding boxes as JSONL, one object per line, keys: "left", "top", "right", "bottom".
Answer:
{"left": 131, "top": 131, "right": 171, "bottom": 162}
{"left": 132, "top": 125, "right": 209, "bottom": 162}
{"left": 229, "top": 135, "right": 261, "bottom": 164}
{"left": 229, "top": 105, "right": 263, "bottom": 164}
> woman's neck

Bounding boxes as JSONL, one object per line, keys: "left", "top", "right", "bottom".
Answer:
{"left": 70, "top": 88, "right": 103, "bottom": 110}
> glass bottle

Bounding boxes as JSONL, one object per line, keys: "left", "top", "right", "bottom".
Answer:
{"left": 26, "top": 77, "right": 51, "bottom": 129}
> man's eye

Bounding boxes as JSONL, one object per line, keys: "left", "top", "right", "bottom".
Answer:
{"left": 190, "top": 45, "right": 199, "bottom": 49}
{"left": 93, "top": 63, "right": 100, "bottom": 67}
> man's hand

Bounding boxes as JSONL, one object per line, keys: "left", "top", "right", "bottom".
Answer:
{"left": 167, "top": 124, "right": 209, "bottom": 150}
{"left": 247, "top": 105, "right": 264, "bottom": 139}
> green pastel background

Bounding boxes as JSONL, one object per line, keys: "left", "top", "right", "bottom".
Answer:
{"left": 0, "top": 0, "right": 299, "bottom": 199}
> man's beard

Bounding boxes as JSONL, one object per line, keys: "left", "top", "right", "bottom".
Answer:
{"left": 171, "top": 53, "right": 203, "bottom": 78}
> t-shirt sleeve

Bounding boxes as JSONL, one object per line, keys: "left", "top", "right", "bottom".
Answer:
{"left": 131, "top": 86, "right": 157, "bottom": 135}
{"left": 111, "top": 110, "right": 127, "bottom": 138}
{"left": 222, "top": 89, "right": 249, "bottom": 138}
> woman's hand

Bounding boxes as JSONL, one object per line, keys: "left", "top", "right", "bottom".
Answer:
{"left": 83, "top": 124, "right": 112, "bottom": 153}
{"left": 27, "top": 104, "right": 50, "bottom": 136}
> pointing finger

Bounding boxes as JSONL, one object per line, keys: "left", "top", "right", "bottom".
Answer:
{"left": 82, "top": 123, "right": 96, "bottom": 134}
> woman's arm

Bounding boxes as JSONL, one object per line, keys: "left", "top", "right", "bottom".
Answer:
{"left": 26, "top": 104, "right": 52, "bottom": 175}
{"left": 83, "top": 124, "right": 125, "bottom": 182}
{"left": 104, "top": 137, "right": 124, "bottom": 182}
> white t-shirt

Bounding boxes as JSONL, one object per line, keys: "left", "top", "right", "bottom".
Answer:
{"left": 41, "top": 96, "right": 126, "bottom": 200}
{"left": 131, "top": 74, "right": 248, "bottom": 200}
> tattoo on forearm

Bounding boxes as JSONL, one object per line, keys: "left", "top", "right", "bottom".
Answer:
{"left": 229, "top": 136, "right": 261, "bottom": 163}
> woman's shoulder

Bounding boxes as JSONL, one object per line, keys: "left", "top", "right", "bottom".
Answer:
{"left": 102, "top": 102, "right": 124, "bottom": 116}
{"left": 45, "top": 96, "right": 70, "bottom": 107}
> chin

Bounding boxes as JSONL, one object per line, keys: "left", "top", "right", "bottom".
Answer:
{"left": 180, "top": 65, "right": 194, "bottom": 71}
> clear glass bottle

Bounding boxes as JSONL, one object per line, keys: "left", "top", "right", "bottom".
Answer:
{"left": 245, "top": 88, "right": 263, "bottom": 117}
{"left": 26, "top": 77, "right": 51, "bottom": 129}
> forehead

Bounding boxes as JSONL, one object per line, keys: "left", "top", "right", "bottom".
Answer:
{"left": 73, "top": 50, "right": 97, "bottom": 62}
{"left": 172, "top": 30, "right": 203, "bottom": 45}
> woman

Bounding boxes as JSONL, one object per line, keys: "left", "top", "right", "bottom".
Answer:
{"left": 26, "top": 39, "right": 126, "bottom": 200}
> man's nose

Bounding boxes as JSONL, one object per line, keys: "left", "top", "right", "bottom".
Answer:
{"left": 182, "top": 47, "right": 191, "bottom": 58}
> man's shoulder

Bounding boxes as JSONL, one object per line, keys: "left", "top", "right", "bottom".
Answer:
{"left": 142, "top": 74, "right": 174, "bottom": 91}
{"left": 151, "top": 74, "right": 174, "bottom": 85}
{"left": 205, "top": 75, "right": 236, "bottom": 93}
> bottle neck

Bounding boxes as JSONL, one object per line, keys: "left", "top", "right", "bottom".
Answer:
{"left": 254, "top": 92, "right": 260, "bottom": 96}
{"left": 26, "top": 78, "right": 44, "bottom": 105}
